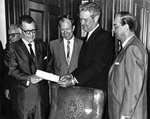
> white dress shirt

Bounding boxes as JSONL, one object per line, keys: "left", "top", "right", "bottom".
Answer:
{"left": 22, "top": 39, "right": 36, "bottom": 86}
{"left": 22, "top": 38, "right": 35, "bottom": 55}
{"left": 122, "top": 34, "right": 135, "bottom": 48}
{"left": 86, "top": 24, "right": 99, "bottom": 42}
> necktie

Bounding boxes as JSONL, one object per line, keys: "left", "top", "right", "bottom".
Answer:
{"left": 85, "top": 32, "right": 89, "bottom": 42}
{"left": 82, "top": 32, "right": 89, "bottom": 47}
{"left": 28, "top": 43, "right": 35, "bottom": 61}
{"left": 118, "top": 40, "right": 123, "bottom": 53}
{"left": 67, "top": 40, "right": 70, "bottom": 67}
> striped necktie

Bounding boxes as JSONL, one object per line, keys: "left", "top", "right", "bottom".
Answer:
{"left": 67, "top": 40, "right": 70, "bottom": 67}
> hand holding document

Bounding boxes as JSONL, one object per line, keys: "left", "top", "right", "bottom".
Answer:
{"left": 36, "top": 70, "right": 59, "bottom": 83}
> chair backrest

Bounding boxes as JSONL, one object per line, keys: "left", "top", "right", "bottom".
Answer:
{"left": 49, "top": 84, "right": 106, "bottom": 119}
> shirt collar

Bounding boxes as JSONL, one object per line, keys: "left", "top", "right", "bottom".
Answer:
{"left": 88, "top": 24, "right": 99, "bottom": 39}
{"left": 122, "top": 34, "right": 135, "bottom": 48}
{"left": 22, "top": 38, "right": 35, "bottom": 47}
{"left": 63, "top": 36, "right": 74, "bottom": 43}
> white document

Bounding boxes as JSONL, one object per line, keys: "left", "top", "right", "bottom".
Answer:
{"left": 36, "top": 70, "right": 59, "bottom": 83}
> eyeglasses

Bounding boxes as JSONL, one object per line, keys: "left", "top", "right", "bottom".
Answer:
{"left": 9, "top": 33, "right": 20, "bottom": 37}
{"left": 19, "top": 27, "right": 37, "bottom": 35}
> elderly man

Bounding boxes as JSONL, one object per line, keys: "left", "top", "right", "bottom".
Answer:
{"left": 108, "top": 11, "right": 148, "bottom": 119}
{"left": 8, "top": 24, "right": 21, "bottom": 43}
{"left": 58, "top": 2, "right": 114, "bottom": 119}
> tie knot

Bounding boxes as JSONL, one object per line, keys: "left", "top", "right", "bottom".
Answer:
{"left": 67, "top": 40, "right": 70, "bottom": 44}
{"left": 28, "top": 43, "right": 32, "bottom": 47}
{"left": 84, "top": 32, "right": 89, "bottom": 41}
{"left": 86, "top": 32, "right": 89, "bottom": 37}
{"left": 86, "top": 32, "right": 89, "bottom": 36}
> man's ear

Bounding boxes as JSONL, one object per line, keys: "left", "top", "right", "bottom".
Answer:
{"left": 18, "top": 27, "right": 22, "bottom": 34}
{"left": 72, "top": 25, "right": 75, "bottom": 31}
{"left": 124, "top": 24, "right": 129, "bottom": 33}
{"left": 94, "top": 15, "right": 99, "bottom": 23}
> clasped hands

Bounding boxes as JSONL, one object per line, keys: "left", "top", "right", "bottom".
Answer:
{"left": 58, "top": 74, "right": 76, "bottom": 88}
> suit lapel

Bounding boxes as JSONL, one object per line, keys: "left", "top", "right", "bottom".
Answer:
{"left": 70, "top": 38, "right": 77, "bottom": 68}
{"left": 80, "top": 26, "right": 103, "bottom": 56}
{"left": 109, "top": 36, "right": 135, "bottom": 76}
{"left": 20, "top": 39, "right": 36, "bottom": 64}
{"left": 20, "top": 39, "right": 36, "bottom": 73}
{"left": 19, "top": 39, "right": 31, "bottom": 58}
{"left": 60, "top": 39, "right": 68, "bottom": 66}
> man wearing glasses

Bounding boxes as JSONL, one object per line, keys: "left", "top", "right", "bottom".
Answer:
{"left": 5, "top": 24, "right": 21, "bottom": 99}
{"left": 5, "top": 15, "right": 52, "bottom": 119}
{"left": 8, "top": 24, "right": 21, "bottom": 43}
{"left": 4, "top": 24, "right": 21, "bottom": 119}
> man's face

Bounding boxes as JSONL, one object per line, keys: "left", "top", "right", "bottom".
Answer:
{"left": 80, "top": 11, "right": 97, "bottom": 32}
{"left": 60, "top": 19, "right": 74, "bottom": 40}
{"left": 113, "top": 15, "right": 126, "bottom": 41}
{"left": 9, "top": 33, "right": 20, "bottom": 43}
{"left": 19, "top": 21, "right": 37, "bottom": 43}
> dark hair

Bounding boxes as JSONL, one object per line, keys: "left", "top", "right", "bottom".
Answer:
{"left": 19, "top": 15, "right": 37, "bottom": 28}
{"left": 116, "top": 11, "right": 137, "bottom": 32}
{"left": 58, "top": 15, "right": 74, "bottom": 26}
{"left": 79, "top": 2, "right": 101, "bottom": 19}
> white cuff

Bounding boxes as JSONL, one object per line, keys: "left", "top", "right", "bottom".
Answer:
{"left": 120, "top": 115, "right": 130, "bottom": 119}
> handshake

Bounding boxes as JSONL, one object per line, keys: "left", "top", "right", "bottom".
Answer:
{"left": 57, "top": 74, "right": 77, "bottom": 88}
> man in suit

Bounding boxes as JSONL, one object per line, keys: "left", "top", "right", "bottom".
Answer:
{"left": 5, "top": 24, "right": 21, "bottom": 100}
{"left": 0, "top": 41, "right": 4, "bottom": 118}
{"left": 4, "top": 24, "right": 21, "bottom": 119}
{"left": 49, "top": 15, "right": 83, "bottom": 76}
{"left": 5, "top": 15, "right": 52, "bottom": 119}
{"left": 108, "top": 11, "right": 148, "bottom": 119}
{"left": 58, "top": 2, "right": 114, "bottom": 119}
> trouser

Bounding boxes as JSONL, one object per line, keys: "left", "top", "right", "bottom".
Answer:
{"left": 14, "top": 102, "right": 50, "bottom": 119}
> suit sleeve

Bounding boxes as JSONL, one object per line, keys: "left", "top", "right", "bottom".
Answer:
{"left": 120, "top": 46, "right": 147, "bottom": 117}
{"left": 4, "top": 45, "right": 29, "bottom": 86}
{"left": 46, "top": 43, "right": 53, "bottom": 73}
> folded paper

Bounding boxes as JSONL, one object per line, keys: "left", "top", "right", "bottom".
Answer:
{"left": 36, "top": 70, "right": 59, "bottom": 82}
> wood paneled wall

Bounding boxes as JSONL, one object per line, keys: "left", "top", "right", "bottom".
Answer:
{"left": 5, "top": 0, "right": 150, "bottom": 50}
{"left": 5, "top": 0, "right": 81, "bottom": 43}
{"left": 110, "top": 0, "right": 150, "bottom": 52}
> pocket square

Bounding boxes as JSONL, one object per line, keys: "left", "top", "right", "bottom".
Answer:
{"left": 44, "top": 56, "right": 47, "bottom": 60}
{"left": 115, "top": 62, "right": 120, "bottom": 65}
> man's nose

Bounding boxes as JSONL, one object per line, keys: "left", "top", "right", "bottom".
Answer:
{"left": 81, "top": 21, "right": 85, "bottom": 25}
{"left": 64, "top": 30, "right": 68, "bottom": 35}
{"left": 29, "top": 32, "right": 34, "bottom": 36}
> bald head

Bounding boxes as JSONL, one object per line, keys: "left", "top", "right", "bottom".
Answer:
{"left": 8, "top": 24, "right": 19, "bottom": 34}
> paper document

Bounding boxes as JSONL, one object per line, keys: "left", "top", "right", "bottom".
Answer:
{"left": 36, "top": 70, "right": 59, "bottom": 82}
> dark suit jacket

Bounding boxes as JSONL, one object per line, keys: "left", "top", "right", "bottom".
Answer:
{"left": 108, "top": 36, "right": 148, "bottom": 119}
{"left": 5, "top": 39, "right": 52, "bottom": 110}
{"left": 50, "top": 37, "right": 83, "bottom": 76}
{"left": 72, "top": 26, "right": 114, "bottom": 92}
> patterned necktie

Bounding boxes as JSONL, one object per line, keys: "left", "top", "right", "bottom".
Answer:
{"left": 118, "top": 40, "right": 123, "bottom": 54}
{"left": 67, "top": 40, "right": 70, "bottom": 67}
{"left": 28, "top": 43, "right": 35, "bottom": 61}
